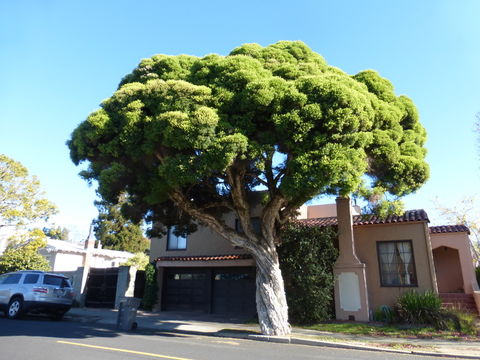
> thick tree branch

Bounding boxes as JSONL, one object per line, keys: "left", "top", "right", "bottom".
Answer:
{"left": 169, "top": 189, "right": 251, "bottom": 249}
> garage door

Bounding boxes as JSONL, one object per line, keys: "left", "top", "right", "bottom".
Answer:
{"left": 212, "top": 267, "right": 256, "bottom": 316}
{"left": 163, "top": 268, "right": 210, "bottom": 312}
{"left": 163, "top": 267, "right": 256, "bottom": 316}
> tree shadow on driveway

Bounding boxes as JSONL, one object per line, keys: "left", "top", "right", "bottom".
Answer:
{"left": 0, "top": 315, "right": 189, "bottom": 340}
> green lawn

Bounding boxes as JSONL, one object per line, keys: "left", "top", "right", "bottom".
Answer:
{"left": 301, "top": 319, "right": 479, "bottom": 340}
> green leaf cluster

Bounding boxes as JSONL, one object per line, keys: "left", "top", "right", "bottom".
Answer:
{"left": 93, "top": 195, "right": 149, "bottom": 253}
{"left": 141, "top": 262, "right": 158, "bottom": 310}
{"left": 121, "top": 252, "right": 149, "bottom": 270}
{"left": 278, "top": 223, "right": 338, "bottom": 324}
{"left": 42, "top": 226, "right": 70, "bottom": 241}
{"left": 0, "top": 229, "right": 51, "bottom": 274}
{"left": 0, "top": 154, "right": 57, "bottom": 228}
{"left": 395, "top": 290, "right": 464, "bottom": 331}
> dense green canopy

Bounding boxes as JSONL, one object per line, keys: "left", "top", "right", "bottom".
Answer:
{"left": 0, "top": 154, "right": 57, "bottom": 228}
{"left": 69, "top": 41, "right": 428, "bottom": 236}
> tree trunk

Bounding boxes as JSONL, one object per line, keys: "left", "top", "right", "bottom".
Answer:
{"left": 168, "top": 189, "right": 291, "bottom": 335}
{"left": 253, "top": 245, "right": 291, "bottom": 336}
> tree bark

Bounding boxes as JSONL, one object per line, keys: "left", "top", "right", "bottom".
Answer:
{"left": 251, "top": 244, "right": 290, "bottom": 335}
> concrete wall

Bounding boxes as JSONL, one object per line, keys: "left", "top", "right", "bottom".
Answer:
{"left": 430, "top": 232, "right": 478, "bottom": 294}
{"left": 114, "top": 266, "right": 138, "bottom": 309}
{"left": 297, "top": 203, "right": 361, "bottom": 219}
{"left": 51, "top": 253, "right": 85, "bottom": 272}
{"left": 353, "top": 222, "right": 436, "bottom": 311}
{"left": 89, "top": 255, "right": 127, "bottom": 268}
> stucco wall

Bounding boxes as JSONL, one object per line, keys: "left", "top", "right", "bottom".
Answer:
{"left": 353, "top": 222, "right": 436, "bottom": 311}
{"left": 150, "top": 205, "right": 263, "bottom": 260}
{"left": 430, "top": 232, "right": 478, "bottom": 294}
{"left": 89, "top": 255, "right": 128, "bottom": 268}
{"left": 51, "top": 253, "right": 84, "bottom": 272}
{"left": 433, "top": 247, "right": 464, "bottom": 292}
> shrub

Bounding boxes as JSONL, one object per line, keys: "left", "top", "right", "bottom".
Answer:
{"left": 396, "top": 290, "right": 454, "bottom": 330}
{"left": 373, "top": 305, "right": 396, "bottom": 323}
{"left": 454, "top": 311, "right": 478, "bottom": 335}
{"left": 121, "top": 252, "right": 149, "bottom": 270}
{"left": 278, "top": 223, "right": 338, "bottom": 324}
{"left": 476, "top": 266, "right": 480, "bottom": 285}
{"left": 142, "top": 262, "right": 158, "bottom": 310}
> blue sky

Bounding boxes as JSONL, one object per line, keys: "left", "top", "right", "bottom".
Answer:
{"left": 1, "top": 0, "right": 479, "bottom": 242}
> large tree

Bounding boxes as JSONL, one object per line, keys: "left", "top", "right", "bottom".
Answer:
{"left": 68, "top": 41, "right": 429, "bottom": 335}
{"left": 0, "top": 229, "right": 51, "bottom": 274}
{"left": 93, "top": 195, "right": 149, "bottom": 253}
{"left": 42, "top": 226, "right": 70, "bottom": 241}
{"left": 0, "top": 154, "right": 57, "bottom": 228}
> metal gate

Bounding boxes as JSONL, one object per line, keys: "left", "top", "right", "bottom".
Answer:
{"left": 85, "top": 268, "right": 119, "bottom": 308}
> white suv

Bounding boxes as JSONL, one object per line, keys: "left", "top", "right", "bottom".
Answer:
{"left": 0, "top": 270, "right": 74, "bottom": 320}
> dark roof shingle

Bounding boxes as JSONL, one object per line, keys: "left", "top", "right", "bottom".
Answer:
{"left": 299, "top": 209, "right": 429, "bottom": 228}
{"left": 429, "top": 225, "right": 470, "bottom": 235}
{"left": 156, "top": 254, "right": 252, "bottom": 262}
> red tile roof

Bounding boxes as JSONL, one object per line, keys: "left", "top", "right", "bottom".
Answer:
{"left": 156, "top": 254, "right": 252, "bottom": 262}
{"left": 429, "top": 225, "right": 470, "bottom": 235}
{"left": 299, "top": 209, "right": 429, "bottom": 227}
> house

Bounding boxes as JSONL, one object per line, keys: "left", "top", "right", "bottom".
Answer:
{"left": 429, "top": 225, "right": 479, "bottom": 312}
{"left": 39, "top": 238, "right": 134, "bottom": 272}
{"left": 38, "top": 231, "right": 135, "bottom": 308}
{"left": 149, "top": 199, "right": 480, "bottom": 319}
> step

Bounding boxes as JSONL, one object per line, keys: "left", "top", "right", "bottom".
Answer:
{"left": 439, "top": 293, "right": 478, "bottom": 314}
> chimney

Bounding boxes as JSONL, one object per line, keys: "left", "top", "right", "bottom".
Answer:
{"left": 84, "top": 223, "right": 95, "bottom": 250}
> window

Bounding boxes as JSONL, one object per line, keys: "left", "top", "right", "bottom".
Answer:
{"left": 1, "top": 274, "right": 22, "bottom": 285}
{"left": 214, "top": 273, "right": 253, "bottom": 280}
{"left": 377, "top": 240, "right": 417, "bottom": 287}
{"left": 167, "top": 273, "right": 206, "bottom": 280}
{"left": 43, "top": 275, "right": 71, "bottom": 288}
{"left": 167, "top": 226, "right": 187, "bottom": 250}
{"left": 23, "top": 274, "right": 39, "bottom": 284}
{"left": 235, "top": 217, "right": 261, "bottom": 235}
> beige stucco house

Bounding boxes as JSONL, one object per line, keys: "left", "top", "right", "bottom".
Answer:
{"left": 149, "top": 200, "right": 480, "bottom": 319}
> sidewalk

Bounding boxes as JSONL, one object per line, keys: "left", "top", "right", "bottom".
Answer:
{"left": 66, "top": 308, "right": 480, "bottom": 359}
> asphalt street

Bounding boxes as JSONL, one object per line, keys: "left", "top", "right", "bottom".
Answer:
{"left": 0, "top": 315, "right": 452, "bottom": 360}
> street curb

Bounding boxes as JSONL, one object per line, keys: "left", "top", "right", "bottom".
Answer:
{"left": 166, "top": 329, "right": 480, "bottom": 359}
{"left": 65, "top": 313, "right": 480, "bottom": 360}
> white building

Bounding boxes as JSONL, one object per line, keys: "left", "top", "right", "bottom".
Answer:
{"left": 39, "top": 238, "right": 134, "bottom": 272}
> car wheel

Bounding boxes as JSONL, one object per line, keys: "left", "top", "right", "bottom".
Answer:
{"left": 7, "top": 297, "right": 23, "bottom": 319}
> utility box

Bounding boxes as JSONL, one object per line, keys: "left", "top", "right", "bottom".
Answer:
{"left": 117, "top": 297, "right": 141, "bottom": 331}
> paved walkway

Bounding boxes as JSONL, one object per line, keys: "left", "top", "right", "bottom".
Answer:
{"left": 66, "top": 308, "right": 480, "bottom": 359}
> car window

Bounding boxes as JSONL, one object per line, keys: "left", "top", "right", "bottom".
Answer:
{"left": 2, "top": 274, "right": 22, "bottom": 285}
{"left": 43, "top": 275, "right": 71, "bottom": 288}
{"left": 0, "top": 274, "right": 7, "bottom": 284}
{"left": 23, "top": 274, "right": 40, "bottom": 284}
